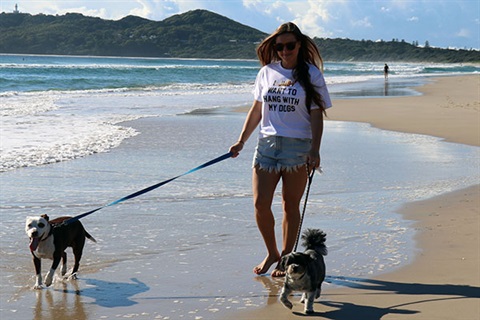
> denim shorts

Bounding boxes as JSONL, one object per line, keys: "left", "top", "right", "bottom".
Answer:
{"left": 253, "top": 136, "right": 312, "bottom": 173}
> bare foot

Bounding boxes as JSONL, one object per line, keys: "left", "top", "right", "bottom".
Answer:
{"left": 271, "top": 268, "right": 286, "bottom": 277}
{"left": 253, "top": 255, "right": 280, "bottom": 275}
{"left": 271, "top": 261, "right": 286, "bottom": 277}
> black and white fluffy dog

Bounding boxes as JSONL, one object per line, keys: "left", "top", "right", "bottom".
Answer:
{"left": 279, "top": 228, "right": 327, "bottom": 314}
{"left": 25, "top": 214, "right": 96, "bottom": 289}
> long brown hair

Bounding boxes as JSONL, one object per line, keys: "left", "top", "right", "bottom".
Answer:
{"left": 256, "top": 22, "right": 326, "bottom": 113}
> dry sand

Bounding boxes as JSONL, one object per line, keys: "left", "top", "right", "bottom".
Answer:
{"left": 240, "top": 75, "right": 480, "bottom": 319}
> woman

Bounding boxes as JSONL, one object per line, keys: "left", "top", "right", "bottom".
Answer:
{"left": 229, "top": 22, "right": 332, "bottom": 277}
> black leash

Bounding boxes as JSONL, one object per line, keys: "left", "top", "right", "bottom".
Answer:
{"left": 61, "top": 152, "right": 233, "bottom": 226}
{"left": 293, "top": 165, "right": 316, "bottom": 252}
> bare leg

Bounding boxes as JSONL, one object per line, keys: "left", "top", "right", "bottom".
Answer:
{"left": 252, "top": 166, "right": 282, "bottom": 275}
{"left": 271, "top": 166, "right": 307, "bottom": 277}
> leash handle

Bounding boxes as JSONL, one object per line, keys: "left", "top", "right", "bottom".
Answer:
{"left": 293, "top": 165, "right": 316, "bottom": 252}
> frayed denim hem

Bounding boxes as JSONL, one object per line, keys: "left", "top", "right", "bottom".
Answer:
{"left": 253, "top": 161, "right": 305, "bottom": 173}
{"left": 252, "top": 136, "right": 311, "bottom": 173}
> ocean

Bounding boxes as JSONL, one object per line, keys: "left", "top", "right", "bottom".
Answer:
{"left": 0, "top": 54, "right": 479, "bottom": 319}
{"left": 1, "top": 54, "right": 478, "bottom": 172}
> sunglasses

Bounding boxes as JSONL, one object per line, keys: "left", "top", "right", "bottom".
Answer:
{"left": 274, "top": 41, "right": 297, "bottom": 52}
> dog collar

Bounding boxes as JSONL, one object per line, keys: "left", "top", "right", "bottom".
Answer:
{"left": 41, "top": 228, "right": 54, "bottom": 242}
{"left": 287, "top": 271, "right": 307, "bottom": 281}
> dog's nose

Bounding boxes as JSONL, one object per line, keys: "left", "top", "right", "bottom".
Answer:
{"left": 32, "top": 231, "right": 38, "bottom": 237}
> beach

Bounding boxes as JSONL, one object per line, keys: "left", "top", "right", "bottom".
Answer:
{"left": 242, "top": 75, "right": 480, "bottom": 319}
{"left": 1, "top": 69, "right": 478, "bottom": 320}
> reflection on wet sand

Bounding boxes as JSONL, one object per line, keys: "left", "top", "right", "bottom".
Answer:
{"left": 32, "top": 278, "right": 149, "bottom": 319}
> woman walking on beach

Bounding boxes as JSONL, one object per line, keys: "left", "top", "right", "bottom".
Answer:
{"left": 229, "top": 22, "right": 332, "bottom": 277}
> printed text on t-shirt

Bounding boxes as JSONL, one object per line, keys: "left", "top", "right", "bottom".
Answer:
{"left": 264, "top": 84, "right": 300, "bottom": 112}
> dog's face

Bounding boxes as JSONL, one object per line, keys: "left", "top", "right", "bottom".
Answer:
{"left": 25, "top": 215, "right": 50, "bottom": 251}
{"left": 281, "top": 253, "right": 309, "bottom": 280}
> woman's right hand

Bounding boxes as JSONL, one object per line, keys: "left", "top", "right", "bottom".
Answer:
{"left": 229, "top": 100, "right": 261, "bottom": 158}
{"left": 229, "top": 141, "right": 244, "bottom": 158}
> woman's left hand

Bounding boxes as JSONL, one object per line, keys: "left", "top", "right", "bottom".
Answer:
{"left": 306, "top": 150, "right": 321, "bottom": 170}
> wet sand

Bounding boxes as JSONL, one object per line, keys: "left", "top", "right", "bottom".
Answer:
{"left": 2, "top": 75, "right": 478, "bottom": 320}
{"left": 241, "top": 75, "right": 480, "bottom": 319}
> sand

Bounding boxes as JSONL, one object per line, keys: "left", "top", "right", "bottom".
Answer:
{"left": 240, "top": 75, "right": 480, "bottom": 319}
{"left": 4, "top": 75, "right": 478, "bottom": 320}
{"left": 328, "top": 75, "right": 480, "bottom": 147}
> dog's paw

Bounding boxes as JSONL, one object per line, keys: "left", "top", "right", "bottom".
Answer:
{"left": 44, "top": 273, "right": 54, "bottom": 287}
{"left": 280, "top": 297, "right": 293, "bottom": 310}
{"left": 304, "top": 300, "right": 315, "bottom": 314}
{"left": 282, "top": 300, "right": 293, "bottom": 310}
{"left": 67, "top": 273, "right": 78, "bottom": 281}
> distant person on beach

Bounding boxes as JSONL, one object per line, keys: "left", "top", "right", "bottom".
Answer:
{"left": 229, "top": 22, "right": 332, "bottom": 277}
{"left": 384, "top": 63, "right": 389, "bottom": 80}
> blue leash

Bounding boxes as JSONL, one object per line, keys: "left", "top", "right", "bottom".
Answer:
{"left": 62, "top": 152, "right": 233, "bottom": 226}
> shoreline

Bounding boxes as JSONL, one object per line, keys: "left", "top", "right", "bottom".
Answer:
{"left": 327, "top": 75, "right": 480, "bottom": 147}
{"left": 240, "top": 75, "right": 480, "bottom": 319}
{"left": 1, "top": 74, "right": 478, "bottom": 320}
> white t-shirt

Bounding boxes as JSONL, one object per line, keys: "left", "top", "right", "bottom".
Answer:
{"left": 253, "top": 61, "right": 332, "bottom": 139}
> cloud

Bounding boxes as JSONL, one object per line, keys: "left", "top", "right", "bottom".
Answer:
{"left": 128, "top": 0, "right": 206, "bottom": 20}
{"left": 2, "top": 0, "right": 477, "bottom": 49}
{"left": 8, "top": 0, "right": 136, "bottom": 20}
{"left": 456, "top": 28, "right": 470, "bottom": 38}
{"left": 128, "top": 0, "right": 159, "bottom": 19}
{"left": 389, "top": 0, "right": 411, "bottom": 11}
{"left": 352, "top": 17, "right": 372, "bottom": 28}
{"left": 280, "top": 0, "right": 336, "bottom": 38}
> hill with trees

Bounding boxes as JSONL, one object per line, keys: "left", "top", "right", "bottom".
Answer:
{"left": 0, "top": 9, "right": 478, "bottom": 62}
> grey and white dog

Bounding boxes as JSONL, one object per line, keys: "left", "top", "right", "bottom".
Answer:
{"left": 279, "top": 228, "right": 327, "bottom": 314}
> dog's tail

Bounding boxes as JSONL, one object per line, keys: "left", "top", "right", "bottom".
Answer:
{"left": 301, "top": 228, "right": 327, "bottom": 256}
{"left": 85, "top": 231, "right": 97, "bottom": 243}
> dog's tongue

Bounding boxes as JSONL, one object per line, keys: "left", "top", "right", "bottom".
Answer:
{"left": 29, "top": 238, "right": 40, "bottom": 251}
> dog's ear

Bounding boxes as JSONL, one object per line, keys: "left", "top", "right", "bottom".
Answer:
{"left": 41, "top": 214, "right": 49, "bottom": 221}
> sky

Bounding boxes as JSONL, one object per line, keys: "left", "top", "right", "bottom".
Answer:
{"left": 2, "top": 0, "right": 479, "bottom": 50}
